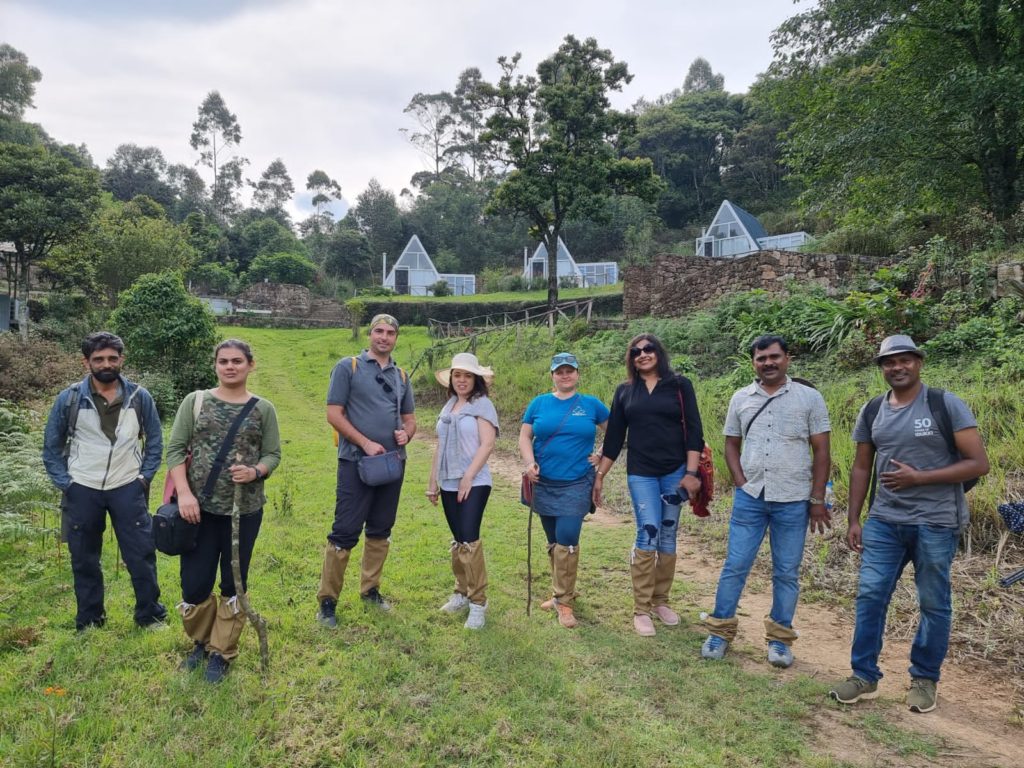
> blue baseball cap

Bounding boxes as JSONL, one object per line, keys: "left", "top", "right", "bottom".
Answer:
{"left": 550, "top": 352, "right": 579, "bottom": 371}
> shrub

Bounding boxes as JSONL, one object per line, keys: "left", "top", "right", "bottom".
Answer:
{"left": 188, "top": 262, "right": 237, "bottom": 295}
{"left": 246, "top": 252, "right": 317, "bottom": 287}
{"left": 428, "top": 279, "right": 451, "bottom": 297}
{"left": 33, "top": 293, "right": 110, "bottom": 352}
{"left": 125, "top": 369, "right": 178, "bottom": 421}
{"left": 0, "top": 334, "right": 81, "bottom": 404}
{"left": 109, "top": 271, "right": 218, "bottom": 397}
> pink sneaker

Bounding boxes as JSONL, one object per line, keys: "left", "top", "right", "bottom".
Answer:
{"left": 633, "top": 613, "right": 656, "bottom": 636}
{"left": 653, "top": 605, "right": 680, "bottom": 626}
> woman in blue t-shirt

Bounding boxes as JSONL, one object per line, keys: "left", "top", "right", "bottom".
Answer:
{"left": 518, "top": 352, "right": 609, "bottom": 629}
{"left": 427, "top": 352, "right": 498, "bottom": 631}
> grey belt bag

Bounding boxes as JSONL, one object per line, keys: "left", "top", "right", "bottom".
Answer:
{"left": 357, "top": 451, "right": 404, "bottom": 486}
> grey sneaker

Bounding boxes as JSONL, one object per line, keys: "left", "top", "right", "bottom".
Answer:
{"left": 907, "top": 677, "right": 937, "bottom": 713}
{"left": 767, "top": 640, "right": 794, "bottom": 668}
{"left": 464, "top": 602, "right": 487, "bottom": 630}
{"left": 439, "top": 593, "right": 470, "bottom": 613}
{"left": 361, "top": 587, "right": 392, "bottom": 612}
{"left": 829, "top": 676, "right": 878, "bottom": 704}
{"left": 316, "top": 598, "right": 338, "bottom": 629}
{"left": 701, "top": 634, "right": 728, "bottom": 660}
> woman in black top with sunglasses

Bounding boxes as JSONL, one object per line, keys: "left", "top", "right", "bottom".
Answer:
{"left": 594, "top": 334, "right": 704, "bottom": 636}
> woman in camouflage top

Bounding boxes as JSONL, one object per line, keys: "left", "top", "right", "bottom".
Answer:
{"left": 166, "top": 339, "right": 281, "bottom": 683}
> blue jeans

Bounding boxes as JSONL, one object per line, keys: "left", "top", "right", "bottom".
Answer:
{"left": 627, "top": 464, "right": 686, "bottom": 553}
{"left": 539, "top": 514, "right": 584, "bottom": 547}
{"left": 711, "top": 488, "right": 809, "bottom": 627}
{"left": 850, "top": 517, "right": 958, "bottom": 683}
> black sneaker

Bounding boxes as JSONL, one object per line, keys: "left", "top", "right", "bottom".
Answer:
{"left": 179, "top": 642, "right": 208, "bottom": 671}
{"left": 205, "top": 652, "right": 229, "bottom": 684}
{"left": 316, "top": 598, "right": 338, "bottom": 628}
{"left": 76, "top": 616, "right": 106, "bottom": 633}
{"left": 361, "top": 587, "right": 392, "bottom": 611}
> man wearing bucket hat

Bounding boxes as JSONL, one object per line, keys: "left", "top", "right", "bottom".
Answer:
{"left": 427, "top": 352, "right": 498, "bottom": 629}
{"left": 829, "top": 334, "right": 988, "bottom": 713}
{"left": 316, "top": 314, "right": 416, "bottom": 627}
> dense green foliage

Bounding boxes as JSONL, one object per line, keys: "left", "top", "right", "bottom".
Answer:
{"left": 109, "top": 272, "right": 218, "bottom": 396}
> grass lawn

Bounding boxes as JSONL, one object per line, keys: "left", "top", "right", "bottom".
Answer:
{"left": 1, "top": 327, "right": 935, "bottom": 768}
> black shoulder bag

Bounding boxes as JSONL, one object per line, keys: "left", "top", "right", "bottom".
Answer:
{"left": 153, "top": 396, "right": 260, "bottom": 555}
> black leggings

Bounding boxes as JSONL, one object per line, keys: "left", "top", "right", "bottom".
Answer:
{"left": 180, "top": 510, "right": 263, "bottom": 605}
{"left": 440, "top": 485, "right": 491, "bottom": 542}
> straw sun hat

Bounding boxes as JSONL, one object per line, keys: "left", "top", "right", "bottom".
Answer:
{"left": 435, "top": 352, "right": 495, "bottom": 388}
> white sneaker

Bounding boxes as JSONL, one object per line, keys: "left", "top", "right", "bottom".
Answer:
{"left": 439, "top": 593, "right": 470, "bottom": 613}
{"left": 464, "top": 602, "right": 487, "bottom": 630}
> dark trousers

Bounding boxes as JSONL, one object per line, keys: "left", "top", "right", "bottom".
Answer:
{"left": 539, "top": 514, "right": 585, "bottom": 547}
{"left": 328, "top": 459, "right": 403, "bottom": 550}
{"left": 180, "top": 510, "right": 263, "bottom": 605}
{"left": 63, "top": 480, "right": 165, "bottom": 629}
{"left": 440, "top": 485, "right": 490, "bottom": 542}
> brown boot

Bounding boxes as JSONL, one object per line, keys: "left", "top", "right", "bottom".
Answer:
{"left": 316, "top": 543, "right": 351, "bottom": 602}
{"left": 458, "top": 540, "right": 488, "bottom": 606}
{"left": 178, "top": 595, "right": 216, "bottom": 645}
{"left": 552, "top": 544, "right": 580, "bottom": 628}
{"left": 208, "top": 595, "right": 247, "bottom": 662}
{"left": 451, "top": 540, "right": 468, "bottom": 597}
{"left": 652, "top": 552, "right": 680, "bottom": 626}
{"left": 360, "top": 537, "right": 391, "bottom": 609}
{"left": 541, "top": 543, "right": 557, "bottom": 611}
{"left": 630, "top": 548, "right": 657, "bottom": 636}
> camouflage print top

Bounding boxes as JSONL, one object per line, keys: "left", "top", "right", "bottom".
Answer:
{"left": 165, "top": 390, "right": 282, "bottom": 516}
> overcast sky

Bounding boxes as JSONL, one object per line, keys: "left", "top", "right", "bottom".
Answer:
{"left": 3, "top": 0, "right": 808, "bottom": 220}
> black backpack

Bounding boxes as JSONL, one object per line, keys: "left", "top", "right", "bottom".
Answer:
{"left": 862, "top": 387, "right": 978, "bottom": 506}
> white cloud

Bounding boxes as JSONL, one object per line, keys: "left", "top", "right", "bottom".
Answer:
{"left": 4, "top": 0, "right": 805, "bottom": 221}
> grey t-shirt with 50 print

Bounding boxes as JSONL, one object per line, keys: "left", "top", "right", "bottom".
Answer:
{"left": 327, "top": 351, "right": 415, "bottom": 462}
{"left": 852, "top": 384, "right": 976, "bottom": 528}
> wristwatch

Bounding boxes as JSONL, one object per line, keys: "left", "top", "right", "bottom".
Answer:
{"left": 252, "top": 466, "right": 263, "bottom": 480}
{"left": 808, "top": 497, "right": 824, "bottom": 505}
{"left": 685, "top": 469, "right": 700, "bottom": 477}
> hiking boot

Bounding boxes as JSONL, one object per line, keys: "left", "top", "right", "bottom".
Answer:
{"left": 829, "top": 676, "right": 878, "bottom": 704}
{"left": 907, "top": 677, "right": 937, "bottom": 713}
{"left": 76, "top": 616, "right": 106, "bottom": 633}
{"left": 556, "top": 603, "right": 578, "bottom": 629}
{"left": 653, "top": 604, "right": 680, "bottom": 626}
{"left": 204, "top": 652, "right": 229, "bottom": 684}
{"left": 361, "top": 587, "right": 392, "bottom": 612}
{"left": 633, "top": 613, "right": 656, "bottom": 637}
{"left": 316, "top": 598, "right": 338, "bottom": 628}
{"left": 179, "top": 642, "right": 208, "bottom": 671}
{"left": 701, "top": 634, "right": 728, "bottom": 660}
{"left": 464, "top": 602, "right": 487, "bottom": 630}
{"left": 439, "top": 593, "right": 470, "bottom": 614}
{"left": 767, "top": 640, "right": 794, "bottom": 669}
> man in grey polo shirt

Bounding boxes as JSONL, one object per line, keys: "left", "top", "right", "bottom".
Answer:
{"left": 829, "top": 335, "right": 988, "bottom": 713}
{"left": 702, "top": 334, "right": 831, "bottom": 668}
{"left": 316, "top": 314, "right": 416, "bottom": 627}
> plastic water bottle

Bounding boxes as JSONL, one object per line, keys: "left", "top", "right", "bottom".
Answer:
{"left": 824, "top": 481, "right": 835, "bottom": 513}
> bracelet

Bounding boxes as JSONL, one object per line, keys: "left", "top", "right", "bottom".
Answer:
{"left": 685, "top": 469, "right": 700, "bottom": 477}
{"left": 808, "top": 497, "right": 824, "bottom": 505}
{"left": 596, "top": 470, "right": 606, "bottom": 478}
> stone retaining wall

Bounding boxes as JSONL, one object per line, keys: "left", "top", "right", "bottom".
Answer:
{"left": 624, "top": 251, "right": 886, "bottom": 319}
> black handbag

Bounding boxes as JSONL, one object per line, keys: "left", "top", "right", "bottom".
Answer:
{"left": 153, "top": 396, "right": 259, "bottom": 556}
{"left": 357, "top": 451, "right": 404, "bottom": 486}
{"left": 153, "top": 502, "right": 199, "bottom": 555}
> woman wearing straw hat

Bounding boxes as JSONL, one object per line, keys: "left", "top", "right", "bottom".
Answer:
{"left": 518, "top": 352, "right": 609, "bottom": 629}
{"left": 427, "top": 352, "right": 499, "bottom": 630}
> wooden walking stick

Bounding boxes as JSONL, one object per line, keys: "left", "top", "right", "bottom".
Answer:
{"left": 232, "top": 454, "right": 269, "bottom": 672}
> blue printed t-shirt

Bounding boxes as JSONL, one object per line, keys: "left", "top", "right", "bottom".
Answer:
{"left": 522, "top": 393, "right": 609, "bottom": 482}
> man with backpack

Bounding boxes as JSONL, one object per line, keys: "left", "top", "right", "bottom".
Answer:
{"left": 829, "top": 335, "right": 988, "bottom": 713}
{"left": 42, "top": 332, "right": 166, "bottom": 632}
{"left": 700, "top": 335, "right": 831, "bottom": 668}
{"left": 315, "top": 314, "right": 416, "bottom": 627}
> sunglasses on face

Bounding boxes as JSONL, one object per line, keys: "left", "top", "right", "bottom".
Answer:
{"left": 375, "top": 374, "right": 393, "bottom": 393}
{"left": 629, "top": 343, "right": 657, "bottom": 358}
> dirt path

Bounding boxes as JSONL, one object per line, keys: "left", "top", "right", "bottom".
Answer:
{"left": 474, "top": 439, "right": 1024, "bottom": 767}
